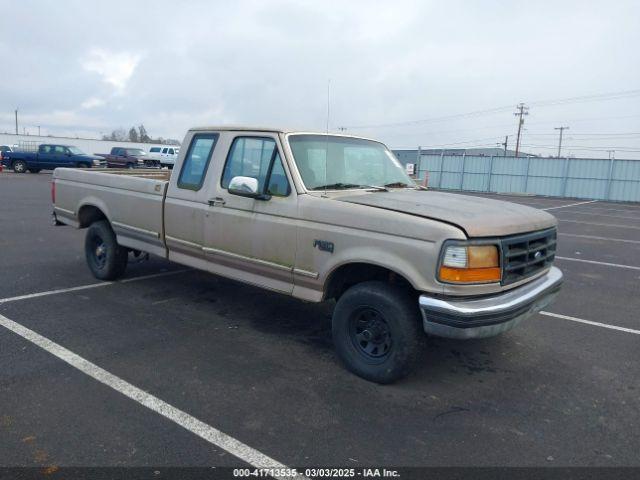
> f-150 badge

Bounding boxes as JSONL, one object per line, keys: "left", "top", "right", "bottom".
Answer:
{"left": 314, "top": 239, "right": 334, "bottom": 253}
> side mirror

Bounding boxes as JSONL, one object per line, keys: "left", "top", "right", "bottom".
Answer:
{"left": 228, "top": 176, "right": 270, "bottom": 200}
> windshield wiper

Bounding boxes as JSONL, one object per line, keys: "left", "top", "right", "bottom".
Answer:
{"left": 383, "top": 181, "right": 427, "bottom": 190}
{"left": 311, "top": 183, "right": 387, "bottom": 191}
{"left": 383, "top": 182, "right": 410, "bottom": 188}
{"left": 311, "top": 183, "right": 362, "bottom": 190}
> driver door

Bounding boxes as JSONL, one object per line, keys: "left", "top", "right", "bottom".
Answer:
{"left": 203, "top": 133, "right": 297, "bottom": 294}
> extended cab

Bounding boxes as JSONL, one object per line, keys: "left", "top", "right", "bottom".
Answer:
{"left": 97, "top": 147, "right": 160, "bottom": 169}
{"left": 51, "top": 126, "right": 563, "bottom": 383}
{"left": 3, "top": 144, "right": 104, "bottom": 173}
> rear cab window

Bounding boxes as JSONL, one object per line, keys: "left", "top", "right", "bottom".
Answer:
{"left": 177, "top": 133, "right": 219, "bottom": 190}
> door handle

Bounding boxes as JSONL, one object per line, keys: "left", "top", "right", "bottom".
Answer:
{"left": 208, "top": 197, "right": 226, "bottom": 207}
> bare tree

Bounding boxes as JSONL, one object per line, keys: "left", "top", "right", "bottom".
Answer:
{"left": 128, "top": 127, "right": 139, "bottom": 142}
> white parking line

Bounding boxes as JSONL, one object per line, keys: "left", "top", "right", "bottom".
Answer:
{"left": 0, "top": 269, "right": 190, "bottom": 305}
{"left": 559, "top": 219, "right": 640, "bottom": 230}
{"left": 539, "top": 311, "right": 640, "bottom": 335}
{"left": 0, "top": 312, "right": 293, "bottom": 472}
{"left": 542, "top": 200, "right": 598, "bottom": 211}
{"left": 555, "top": 256, "right": 640, "bottom": 270}
{"left": 553, "top": 210, "right": 640, "bottom": 221}
{"left": 558, "top": 233, "right": 640, "bottom": 245}
{"left": 581, "top": 205, "right": 640, "bottom": 214}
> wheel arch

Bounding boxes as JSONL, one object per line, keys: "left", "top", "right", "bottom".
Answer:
{"left": 77, "top": 202, "right": 110, "bottom": 228}
{"left": 323, "top": 261, "right": 418, "bottom": 301}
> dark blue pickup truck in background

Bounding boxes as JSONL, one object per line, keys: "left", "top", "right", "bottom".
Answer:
{"left": 1, "top": 144, "right": 104, "bottom": 173}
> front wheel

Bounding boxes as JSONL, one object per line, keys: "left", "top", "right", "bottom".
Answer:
{"left": 85, "top": 220, "right": 128, "bottom": 280}
{"left": 13, "top": 160, "right": 27, "bottom": 173}
{"left": 332, "top": 281, "right": 423, "bottom": 384}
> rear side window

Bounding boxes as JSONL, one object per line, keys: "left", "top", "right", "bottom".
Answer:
{"left": 221, "top": 137, "right": 290, "bottom": 197}
{"left": 177, "top": 133, "right": 218, "bottom": 190}
{"left": 150, "top": 147, "right": 160, "bottom": 153}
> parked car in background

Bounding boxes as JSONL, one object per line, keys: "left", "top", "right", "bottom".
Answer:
{"left": 148, "top": 146, "right": 180, "bottom": 168}
{"left": 96, "top": 147, "right": 160, "bottom": 169}
{"left": 0, "top": 145, "right": 13, "bottom": 159}
{"left": 1, "top": 144, "right": 104, "bottom": 173}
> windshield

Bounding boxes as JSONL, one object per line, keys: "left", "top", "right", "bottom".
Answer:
{"left": 68, "top": 146, "right": 85, "bottom": 155}
{"left": 126, "top": 148, "right": 146, "bottom": 156}
{"left": 288, "top": 134, "right": 414, "bottom": 190}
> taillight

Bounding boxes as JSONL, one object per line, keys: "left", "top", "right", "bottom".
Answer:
{"left": 51, "top": 181, "right": 56, "bottom": 204}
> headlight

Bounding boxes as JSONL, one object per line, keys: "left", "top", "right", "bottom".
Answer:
{"left": 439, "top": 244, "right": 501, "bottom": 283}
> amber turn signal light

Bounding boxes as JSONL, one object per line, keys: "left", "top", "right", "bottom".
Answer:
{"left": 439, "top": 244, "right": 501, "bottom": 283}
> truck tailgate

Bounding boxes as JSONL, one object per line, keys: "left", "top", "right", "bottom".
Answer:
{"left": 53, "top": 168, "right": 170, "bottom": 257}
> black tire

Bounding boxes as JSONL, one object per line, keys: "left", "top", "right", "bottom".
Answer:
{"left": 332, "top": 281, "right": 422, "bottom": 384}
{"left": 76, "top": 163, "right": 89, "bottom": 168}
{"left": 29, "top": 168, "right": 41, "bottom": 173}
{"left": 127, "top": 163, "right": 135, "bottom": 169}
{"left": 84, "top": 220, "right": 128, "bottom": 280}
{"left": 13, "top": 160, "right": 27, "bottom": 173}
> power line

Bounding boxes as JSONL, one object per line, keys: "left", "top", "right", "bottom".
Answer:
{"left": 340, "top": 88, "right": 640, "bottom": 130}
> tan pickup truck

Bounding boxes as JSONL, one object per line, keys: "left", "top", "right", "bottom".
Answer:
{"left": 52, "top": 126, "right": 563, "bottom": 383}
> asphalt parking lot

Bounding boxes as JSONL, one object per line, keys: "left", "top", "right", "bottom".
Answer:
{"left": 1, "top": 171, "right": 639, "bottom": 471}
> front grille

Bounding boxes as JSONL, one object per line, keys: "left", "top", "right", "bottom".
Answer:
{"left": 501, "top": 228, "right": 557, "bottom": 285}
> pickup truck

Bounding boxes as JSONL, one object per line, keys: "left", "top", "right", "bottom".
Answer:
{"left": 51, "top": 126, "right": 563, "bottom": 383}
{"left": 2, "top": 144, "right": 104, "bottom": 173}
{"left": 148, "top": 146, "right": 180, "bottom": 168}
{"left": 96, "top": 147, "right": 160, "bottom": 169}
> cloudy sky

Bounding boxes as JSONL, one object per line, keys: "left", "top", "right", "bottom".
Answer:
{"left": 1, "top": 0, "right": 639, "bottom": 157}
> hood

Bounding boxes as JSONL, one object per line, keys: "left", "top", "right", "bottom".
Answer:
{"left": 334, "top": 189, "right": 557, "bottom": 237}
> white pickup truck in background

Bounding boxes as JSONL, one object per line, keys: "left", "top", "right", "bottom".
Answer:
{"left": 148, "top": 146, "right": 180, "bottom": 168}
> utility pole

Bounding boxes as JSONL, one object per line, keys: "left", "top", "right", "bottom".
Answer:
{"left": 500, "top": 135, "right": 509, "bottom": 156}
{"left": 554, "top": 126, "right": 569, "bottom": 158}
{"left": 15, "top": 108, "right": 18, "bottom": 135}
{"left": 38, "top": 125, "right": 41, "bottom": 136}
{"left": 514, "top": 103, "right": 529, "bottom": 158}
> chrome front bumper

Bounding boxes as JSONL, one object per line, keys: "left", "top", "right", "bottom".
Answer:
{"left": 419, "top": 266, "right": 563, "bottom": 339}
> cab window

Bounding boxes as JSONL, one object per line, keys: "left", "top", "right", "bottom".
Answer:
{"left": 221, "top": 137, "right": 290, "bottom": 197}
{"left": 177, "top": 133, "right": 218, "bottom": 190}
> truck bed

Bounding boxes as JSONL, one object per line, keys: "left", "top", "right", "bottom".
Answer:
{"left": 53, "top": 168, "right": 171, "bottom": 257}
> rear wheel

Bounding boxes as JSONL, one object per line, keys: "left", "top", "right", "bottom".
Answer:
{"left": 76, "top": 163, "right": 88, "bottom": 168}
{"left": 332, "top": 281, "right": 422, "bottom": 384}
{"left": 85, "top": 220, "right": 128, "bottom": 280}
{"left": 13, "top": 160, "right": 27, "bottom": 173}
